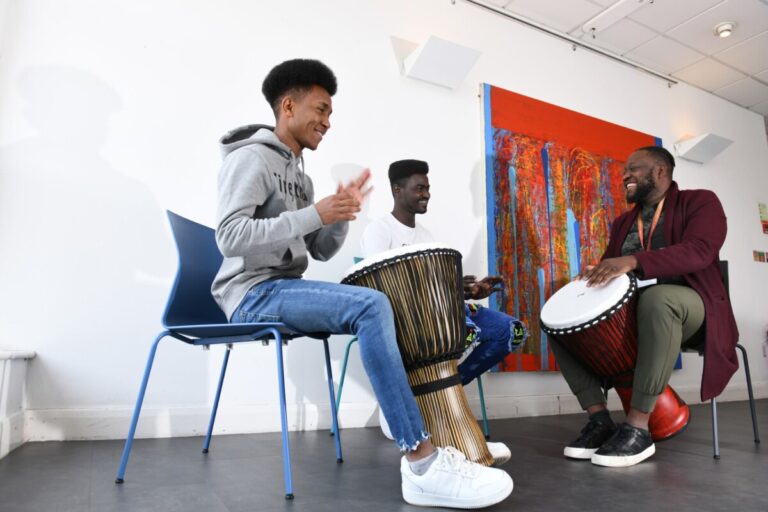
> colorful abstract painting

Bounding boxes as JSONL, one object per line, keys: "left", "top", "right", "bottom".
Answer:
{"left": 482, "top": 84, "right": 660, "bottom": 372}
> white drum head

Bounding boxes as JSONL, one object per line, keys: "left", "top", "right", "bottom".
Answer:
{"left": 540, "top": 274, "right": 633, "bottom": 329}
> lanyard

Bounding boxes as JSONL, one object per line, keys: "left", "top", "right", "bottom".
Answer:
{"left": 637, "top": 197, "right": 665, "bottom": 251}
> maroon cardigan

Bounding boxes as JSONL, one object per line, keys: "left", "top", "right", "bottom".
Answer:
{"left": 602, "top": 181, "right": 739, "bottom": 401}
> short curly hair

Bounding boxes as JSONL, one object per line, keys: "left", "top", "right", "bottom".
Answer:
{"left": 637, "top": 145, "right": 675, "bottom": 171}
{"left": 262, "top": 59, "right": 337, "bottom": 116}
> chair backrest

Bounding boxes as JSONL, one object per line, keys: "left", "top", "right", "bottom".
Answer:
{"left": 163, "top": 211, "right": 228, "bottom": 327}
{"left": 719, "top": 260, "right": 729, "bottom": 296}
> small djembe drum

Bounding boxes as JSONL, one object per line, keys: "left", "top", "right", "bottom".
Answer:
{"left": 342, "top": 244, "right": 492, "bottom": 465}
{"left": 540, "top": 273, "right": 689, "bottom": 441}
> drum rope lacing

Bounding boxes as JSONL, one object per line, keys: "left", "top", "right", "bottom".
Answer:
{"left": 341, "top": 248, "right": 467, "bottom": 370}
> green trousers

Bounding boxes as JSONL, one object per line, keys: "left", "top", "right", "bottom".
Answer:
{"left": 550, "top": 284, "right": 705, "bottom": 413}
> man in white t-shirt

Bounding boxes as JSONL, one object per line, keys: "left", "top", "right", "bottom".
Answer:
{"left": 361, "top": 159, "right": 527, "bottom": 465}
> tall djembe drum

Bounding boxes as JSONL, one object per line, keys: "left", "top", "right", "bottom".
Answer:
{"left": 342, "top": 244, "right": 492, "bottom": 466}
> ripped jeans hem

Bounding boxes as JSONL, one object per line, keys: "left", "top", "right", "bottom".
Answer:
{"left": 397, "top": 431, "right": 432, "bottom": 453}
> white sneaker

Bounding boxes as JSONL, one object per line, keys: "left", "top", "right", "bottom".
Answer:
{"left": 378, "top": 407, "right": 394, "bottom": 440}
{"left": 487, "top": 441, "right": 511, "bottom": 467}
{"left": 401, "top": 446, "right": 513, "bottom": 509}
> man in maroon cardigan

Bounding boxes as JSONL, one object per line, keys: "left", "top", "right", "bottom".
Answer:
{"left": 550, "top": 146, "right": 738, "bottom": 468}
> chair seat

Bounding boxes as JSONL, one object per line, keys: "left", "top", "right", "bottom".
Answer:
{"left": 166, "top": 322, "right": 331, "bottom": 344}
{"left": 165, "top": 322, "right": 295, "bottom": 339}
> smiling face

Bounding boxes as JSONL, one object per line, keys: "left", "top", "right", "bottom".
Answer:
{"left": 623, "top": 150, "right": 661, "bottom": 204}
{"left": 277, "top": 85, "right": 332, "bottom": 154}
{"left": 394, "top": 173, "right": 430, "bottom": 215}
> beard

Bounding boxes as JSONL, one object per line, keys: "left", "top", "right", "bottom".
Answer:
{"left": 627, "top": 175, "right": 655, "bottom": 204}
{"left": 407, "top": 199, "right": 428, "bottom": 214}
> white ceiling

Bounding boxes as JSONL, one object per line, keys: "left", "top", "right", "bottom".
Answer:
{"left": 481, "top": 0, "right": 768, "bottom": 118}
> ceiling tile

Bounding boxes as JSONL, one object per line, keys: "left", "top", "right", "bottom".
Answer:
{"left": 756, "top": 69, "right": 768, "bottom": 82}
{"left": 625, "top": 35, "right": 705, "bottom": 74}
{"left": 749, "top": 100, "right": 768, "bottom": 115}
{"left": 483, "top": 0, "right": 511, "bottom": 7}
{"left": 630, "top": 0, "right": 724, "bottom": 33}
{"left": 504, "top": 0, "right": 604, "bottom": 33}
{"left": 715, "top": 31, "right": 768, "bottom": 74}
{"left": 579, "top": 18, "right": 657, "bottom": 54}
{"left": 673, "top": 58, "right": 748, "bottom": 91}
{"left": 666, "top": 0, "right": 768, "bottom": 56}
{"left": 714, "top": 77, "right": 768, "bottom": 107}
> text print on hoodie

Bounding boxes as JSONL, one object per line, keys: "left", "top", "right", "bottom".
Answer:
{"left": 212, "top": 124, "right": 348, "bottom": 320}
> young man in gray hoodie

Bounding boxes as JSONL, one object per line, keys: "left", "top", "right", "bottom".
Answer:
{"left": 212, "top": 59, "right": 513, "bottom": 509}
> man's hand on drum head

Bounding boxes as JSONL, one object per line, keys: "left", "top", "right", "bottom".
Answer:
{"left": 464, "top": 275, "right": 504, "bottom": 300}
{"left": 577, "top": 256, "right": 639, "bottom": 287}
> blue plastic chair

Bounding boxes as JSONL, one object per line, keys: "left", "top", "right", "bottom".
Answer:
{"left": 114, "top": 211, "right": 342, "bottom": 499}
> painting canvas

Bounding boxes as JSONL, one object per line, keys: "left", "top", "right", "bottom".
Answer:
{"left": 482, "top": 84, "right": 660, "bottom": 372}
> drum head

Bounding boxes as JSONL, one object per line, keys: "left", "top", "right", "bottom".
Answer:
{"left": 342, "top": 242, "right": 455, "bottom": 281}
{"left": 540, "top": 274, "right": 634, "bottom": 330}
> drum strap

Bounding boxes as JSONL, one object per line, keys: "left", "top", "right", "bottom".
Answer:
{"left": 410, "top": 374, "right": 463, "bottom": 397}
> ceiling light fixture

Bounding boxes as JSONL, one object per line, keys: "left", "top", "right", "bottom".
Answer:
{"left": 581, "top": 0, "right": 653, "bottom": 36}
{"left": 713, "top": 21, "right": 735, "bottom": 38}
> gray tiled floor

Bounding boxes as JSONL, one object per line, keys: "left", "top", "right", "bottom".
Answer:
{"left": 1, "top": 399, "right": 765, "bottom": 512}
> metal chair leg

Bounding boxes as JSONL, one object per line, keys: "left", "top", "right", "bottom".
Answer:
{"left": 271, "top": 329, "right": 294, "bottom": 500}
{"left": 736, "top": 344, "right": 760, "bottom": 444}
{"left": 202, "top": 345, "right": 231, "bottom": 454}
{"left": 115, "top": 331, "right": 169, "bottom": 484}
{"left": 331, "top": 336, "right": 357, "bottom": 436}
{"left": 711, "top": 397, "right": 720, "bottom": 459}
{"left": 476, "top": 374, "right": 490, "bottom": 440}
{"left": 323, "top": 339, "right": 343, "bottom": 463}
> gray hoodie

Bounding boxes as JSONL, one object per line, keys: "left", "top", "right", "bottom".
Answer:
{"left": 212, "top": 124, "right": 348, "bottom": 320}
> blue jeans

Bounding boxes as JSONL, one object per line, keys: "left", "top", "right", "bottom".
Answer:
{"left": 232, "top": 277, "right": 429, "bottom": 451}
{"left": 458, "top": 305, "right": 525, "bottom": 385}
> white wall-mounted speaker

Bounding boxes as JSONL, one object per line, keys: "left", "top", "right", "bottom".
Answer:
{"left": 673, "top": 133, "right": 733, "bottom": 164}
{"left": 396, "top": 36, "right": 481, "bottom": 90}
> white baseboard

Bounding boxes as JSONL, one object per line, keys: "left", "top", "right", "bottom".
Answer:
{"left": 25, "top": 402, "right": 379, "bottom": 442}
{"left": 24, "top": 380, "right": 766, "bottom": 442}
{"left": 477, "top": 382, "right": 768, "bottom": 420}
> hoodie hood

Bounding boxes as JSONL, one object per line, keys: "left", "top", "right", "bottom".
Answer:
{"left": 219, "top": 124, "right": 293, "bottom": 160}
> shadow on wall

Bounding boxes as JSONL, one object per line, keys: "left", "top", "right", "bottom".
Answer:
{"left": 0, "top": 66, "right": 206, "bottom": 431}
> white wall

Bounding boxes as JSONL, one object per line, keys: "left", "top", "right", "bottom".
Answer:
{"left": 0, "top": 0, "right": 766, "bottom": 442}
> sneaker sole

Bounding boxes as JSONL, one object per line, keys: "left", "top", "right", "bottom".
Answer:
{"left": 590, "top": 444, "right": 656, "bottom": 468}
{"left": 403, "top": 477, "right": 513, "bottom": 509}
{"left": 492, "top": 454, "right": 511, "bottom": 467}
{"left": 488, "top": 444, "right": 512, "bottom": 467}
{"left": 564, "top": 446, "right": 598, "bottom": 460}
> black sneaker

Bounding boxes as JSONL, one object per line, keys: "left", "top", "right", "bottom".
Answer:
{"left": 591, "top": 423, "right": 655, "bottom": 467}
{"left": 564, "top": 416, "right": 617, "bottom": 460}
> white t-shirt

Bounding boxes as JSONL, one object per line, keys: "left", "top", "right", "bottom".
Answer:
{"left": 360, "top": 213, "right": 434, "bottom": 257}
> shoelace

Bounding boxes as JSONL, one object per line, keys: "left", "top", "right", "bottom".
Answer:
{"left": 440, "top": 447, "right": 480, "bottom": 477}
